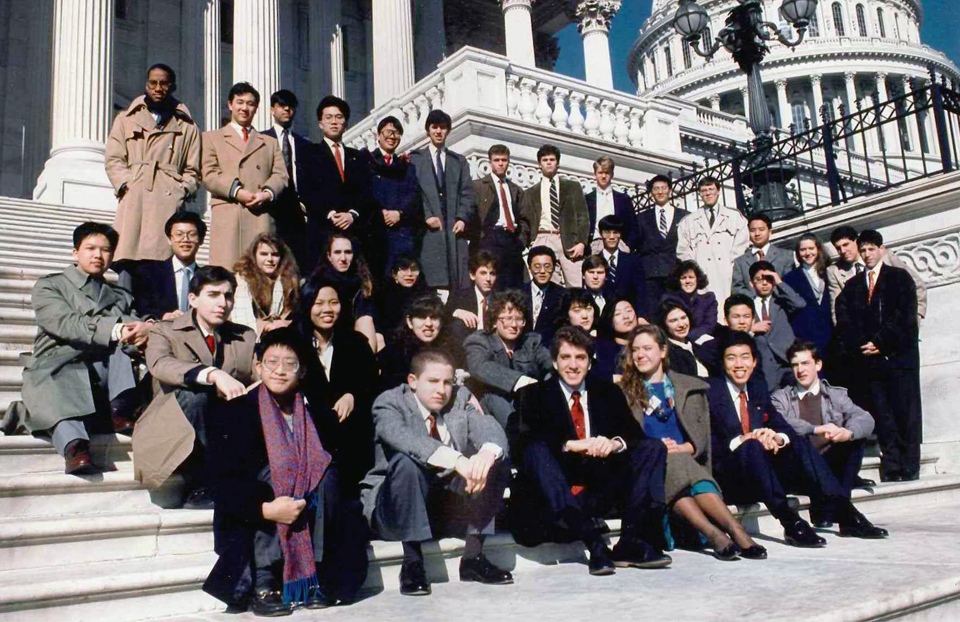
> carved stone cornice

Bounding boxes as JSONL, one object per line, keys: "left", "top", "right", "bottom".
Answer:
{"left": 892, "top": 231, "right": 960, "bottom": 287}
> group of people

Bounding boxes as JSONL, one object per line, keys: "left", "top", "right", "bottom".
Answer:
{"left": 10, "top": 62, "right": 926, "bottom": 618}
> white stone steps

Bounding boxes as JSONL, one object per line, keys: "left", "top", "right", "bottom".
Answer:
{"left": 0, "top": 434, "right": 132, "bottom": 474}
{"left": 0, "top": 325, "right": 37, "bottom": 344}
{"left": 0, "top": 309, "right": 36, "bottom": 325}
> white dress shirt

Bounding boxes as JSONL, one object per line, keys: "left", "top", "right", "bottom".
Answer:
{"left": 866, "top": 262, "right": 883, "bottom": 290}
{"left": 172, "top": 256, "right": 196, "bottom": 312}
{"left": 323, "top": 136, "right": 346, "bottom": 172}
{"left": 655, "top": 203, "right": 676, "bottom": 233}
{"left": 538, "top": 176, "right": 559, "bottom": 233}
{"left": 557, "top": 379, "right": 626, "bottom": 450}
{"left": 725, "top": 378, "right": 790, "bottom": 451}
{"left": 593, "top": 187, "right": 615, "bottom": 238}
{"left": 415, "top": 396, "right": 503, "bottom": 469}
{"left": 531, "top": 282, "right": 545, "bottom": 324}
{"left": 195, "top": 319, "right": 219, "bottom": 386}
{"left": 273, "top": 124, "right": 298, "bottom": 191}
{"left": 474, "top": 286, "right": 487, "bottom": 330}
{"left": 428, "top": 144, "right": 447, "bottom": 178}
{"left": 797, "top": 378, "right": 821, "bottom": 400}
{"left": 602, "top": 249, "right": 620, "bottom": 273}
{"left": 802, "top": 264, "right": 825, "bottom": 303}
{"left": 753, "top": 295, "right": 771, "bottom": 322}
{"left": 317, "top": 340, "right": 334, "bottom": 382}
{"left": 752, "top": 243, "right": 771, "bottom": 258}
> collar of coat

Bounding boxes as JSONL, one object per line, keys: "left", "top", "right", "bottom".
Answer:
{"left": 666, "top": 371, "right": 709, "bottom": 413}
{"left": 170, "top": 309, "right": 246, "bottom": 341}
{"left": 124, "top": 94, "right": 195, "bottom": 124}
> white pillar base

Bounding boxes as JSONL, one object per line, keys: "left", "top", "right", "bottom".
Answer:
{"left": 33, "top": 145, "right": 115, "bottom": 209}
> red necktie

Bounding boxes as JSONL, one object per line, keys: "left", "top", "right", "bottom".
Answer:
{"left": 427, "top": 414, "right": 442, "bottom": 441}
{"left": 205, "top": 334, "right": 216, "bottom": 354}
{"left": 242, "top": 126, "right": 249, "bottom": 143}
{"left": 867, "top": 270, "right": 876, "bottom": 304}
{"left": 738, "top": 391, "right": 751, "bottom": 435}
{"left": 384, "top": 154, "right": 392, "bottom": 166}
{"left": 332, "top": 143, "right": 345, "bottom": 182}
{"left": 761, "top": 298, "right": 770, "bottom": 322}
{"left": 570, "top": 391, "right": 586, "bottom": 440}
{"left": 498, "top": 179, "right": 516, "bottom": 232}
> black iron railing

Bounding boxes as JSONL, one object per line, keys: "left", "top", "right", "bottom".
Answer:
{"left": 633, "top": 68, "right": 960, "bottom": 219}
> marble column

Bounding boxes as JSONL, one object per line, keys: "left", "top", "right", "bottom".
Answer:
{"left": 874, "top": 72, "right": 900, "bottom": 155}
{"left": 775, "top": 78, "right": 791, "bottom": 130}
{"left": 373, "top": 0, "right": 415, "bottom": 106}
{"left": 233, "top": 0, "right": 280, "bottom": 131}
{"left": 901, "top": 75, "right": 922, "bottom": 154}
{"left": 204, "top": 0, "right": 222, "bottom": 132}
{"left": 740, "top": 86, "right": 750, "bottom": 120}
{"left": 502, "top": 0, "right": 537, "bottom": 68}
{"left": 844, "top": 71, "right": 860, "bottom": 152}
{"left": 709, "top": 94, "right": 721, "bottom": 111}
{"left": 811, "top": 73, "right": 825, "bottom": 121}
{"left": 34, "top": 0, "right": 115, "bottom": 208}
{"left": 575, "top": 0, "right": 622, "bottom": 90}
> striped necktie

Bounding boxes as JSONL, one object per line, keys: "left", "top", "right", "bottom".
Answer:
{"left": 549, "top": 179, "right": 561, "bottom": 230}
{"left": 658, "top": 207, "right": 668, "bottom": 236}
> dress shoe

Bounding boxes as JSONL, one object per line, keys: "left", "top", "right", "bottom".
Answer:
{"left": 839, "top": 509, "right": 889, "bottom": 539}
{"left": 784, "top": 519, "right": 827, "bottom": 548}
{"left": 304, "top": 585, "right": 335, "bottom": 609}
{"left": 399, "top": 560, "right": 431, "bottom": 596}
{"left": 64, "top": 439, "right": 100, "bottom": 476}
{"left": 588, "top": 546, "right": 616, "bottom": 576}
{"left": 112, "top": 411, "right": 136, "bottom": 435}
{"left": 812, "top": 519, "right": 834, "bottom": 529}
{"left": 739, "top": 545, "right": 768, "bottom": 560}
{"left": 610, "top": 537, "right": 673, "bottom": 569}
{"left": 853, "top": 476, "right": 877, "bottom": 489}
{"left": 459, "top": 554, "right": 513, "bottom": 585}
{"left": 899, "top": 469, "right": 920, "bottom": 482}
{"left": 250, "top": 589, "right": 293, "bottom": 617}
{"left": 880, "top": 470, "right": 903, "bottom": 483}
{"left": 713, "top": 542, "right": 741, "bottom": 561}
{"left": 183, "top": 486, "right": 215, "bottom": 510}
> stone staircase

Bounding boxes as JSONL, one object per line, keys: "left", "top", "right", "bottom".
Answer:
{"left": 0, "top": 196, "right": 959, "bottom": 621}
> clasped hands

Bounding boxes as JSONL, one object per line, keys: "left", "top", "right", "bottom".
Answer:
{"left": 454, "top": 450, "right": 497, "bottom": 494}
{"left": 235, "top": 188, "right": 272, "bottom": 208}
{"left": 565, "top": 436, "right": 622, "bottom": 459}
{"left": 740, "top": 427, "right": 785, "bottom": 453}
{"left": 119, "top": 321, "right": 151, "bottom": 348}
{"left": 814, "top": 423, "right": 853, "bottom": 443}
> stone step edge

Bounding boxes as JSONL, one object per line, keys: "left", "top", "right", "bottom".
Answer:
{"left": 806, "top": 574, "right": 960, "bottom": 622}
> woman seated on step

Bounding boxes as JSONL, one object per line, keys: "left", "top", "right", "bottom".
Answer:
{"left": 231, "top": 233, "right": 300, "bottom": 337}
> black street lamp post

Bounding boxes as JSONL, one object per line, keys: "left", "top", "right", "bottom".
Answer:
{"left": 674, "top": 0, "right": 819, "bottom": 219}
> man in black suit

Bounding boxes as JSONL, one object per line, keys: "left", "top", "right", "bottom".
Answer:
{"left": 131, "top": 210, "right": 205, "bottom": 320}
{"left": 525, "top": 246, "right": 565, "bottom": 347}
{"left": 298, "top": 95, "right": 373, "bottom": 272}
{"left": 707, "top": 332, "right": 887, "bottom": 546}
{"left": 509, "top": 326, "right": 671, "bottom": 576}
{"left": 596, "top": 216, "right": 647, "bottom": 319}
{"left": 835, "top": 229, "right": 922, "bottom": 482}
{"left": 473, "top": 144, "right": 524, "bottom": 290}
{"left": 585, "top": 156, "right": 637, "bottom": 251}
{"left": 634, "top": 174, "right": 688, "bottom": 316}
{"left": 261, "top": 89, "right": 309, "bottom": 271}
{"left": 446, "top": 250, "right": 498, "bottom": 347}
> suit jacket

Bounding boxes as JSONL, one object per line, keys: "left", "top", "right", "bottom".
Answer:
{"left": 834, "top": 263, "right": 919, "bottom": 370}
{"left": 648, "top": 372, "right": 713, "bottom": 472}
{"left": 200, "top": 125, "right": 288, "bottom": 268}
{"left": 660, "top": 290, "right": 717, "bottom": 343}
{"left": 525, "top": 281, "right": 565, "bottom": 346}
{"left": 706, "top": 376, "right": 795, "bottom": 469}
{"left": 21, "top": 265, "right": 139, "bottom": 433}
{"left": 782, "top": 267, "right": 832, "bottom": 354}
{"left": 261, "top": 127, "right": 310, "bottom": 267}
{"left": 633, "top": 205, "right": 689, "bottom": 278}
{"left": 131, "top": 258, "right": 179, "bottom": 319}
{"left": 666, "top": 339, "right": 713, "bottom": 378}
{"left": 826, "top": 251, "right": 927, "bottom": 323}
{"left": 770, "top": 380, "right": 875, "bottom": 441}
{"left": 731, "top": 245, "right": 795, "bottom": 297}
{"left": 517, "top": 177, "right": 589, "bottom": 256}
{"left": 410, "top": 147, "right": 476, "bottom": 289}
{"left": 366, "top": 148, "right": 423, "bottom": 254}
{"left": 360, "top": 384, "right": 508, "bottom": 522}
{"left": 585, "top": 189, "right": 638, "bottom": 249}
{"left": 752, "top": 282, "right": 806, "bottom": 392}
{"left": 602, "top": 250, "right": 648, "bottom": 319}
{"left": 464, "top": 330, "right": 553, "bottom": 398}
{"left": 474, "top": 174, "right": 522, "bottom": 238}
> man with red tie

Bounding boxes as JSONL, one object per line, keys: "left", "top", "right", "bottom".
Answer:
{"left": 473, "top": 144, "right": 525, "bottom": 290}
{"left": 508, "top": 326, "right": 672, "bottom": 576}
{"left": 135, "top": 266, "right": 257, "bottom": 510}
{"left": 706, "top": 332, "right": 887, "bottom": 547}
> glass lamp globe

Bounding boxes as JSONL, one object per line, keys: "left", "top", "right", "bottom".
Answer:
{"left": 779, "top": 0, "right": 818, "bottom": 24}
{"left": 674, "top": 0, "right": 710, "bottom": 40}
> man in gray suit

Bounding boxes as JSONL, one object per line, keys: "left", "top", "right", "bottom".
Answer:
{"left": 731, "top": 213, "right": 794, "bottom": 296}
{"left": 21, "top": 223, "right": 151, "bottom": 475}
{"left": 360, "top": 349, "right": 513, "bottom": 596}
{"left": 409, "top": 109, "right": 476, "bottom": 295}
{"left": 747, "top": 261, "right": 806, "bottom": 391}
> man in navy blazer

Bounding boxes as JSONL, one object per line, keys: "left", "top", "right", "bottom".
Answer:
{"left": 131, "top": 211, "right": 205, "bottom": 319}
{"left": 524, "top": 246, "right": 565, "bottom": 347}
{"left": 596, "top": 215, "right": 647, "bottom": 318}
{"left": 634, "top": 175, "right": 688, "bottom": 316}
{"left": 585, "top": 157, "right": 637, "bottom": 251}
{"left": 708, "top": 332, "right": 888, "bottom": 545}
{"left": 508, "top": 327, "right": 671, "bottom": 576}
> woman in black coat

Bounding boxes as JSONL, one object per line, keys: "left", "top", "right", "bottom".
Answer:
{"left": 656, "top": 299, "right": 715, "bottom": 379}
{"left": 592, "top": 298, "right": 643, "bottom": 382}
{"left": 661, "top": 260, "right": 718, "bottom": 342}
{"left": 374, "top": 254, "right": 432, "bottom": 336}
{"left": 782, "top": 233, "right": 832, "bottom": 354}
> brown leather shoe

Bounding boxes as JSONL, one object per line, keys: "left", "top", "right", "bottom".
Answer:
{"left": 112, "top": 411, "right": 136, "bottom": 435}
{"left": 64, "top": 439, "right": 100, "bottom": 476}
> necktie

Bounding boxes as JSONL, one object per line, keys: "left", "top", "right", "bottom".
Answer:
{"left": 756, "top": 248, "right": 765, "bottom": 261}
{"left": 549, "top": 179, "right": 561, "bottom": 230}
{"left": 608, "top": 253, "right": 618, "bottom": 285}
{"left": 435, "top": 148, "right": 445, "bottom": 182}
{"left": 205, "top": 334, "right": 216, "bottom": 354}
{"left": 708, "top": 207, "right": 715, "bottom": 228}
{"left": 498, "top": 179, "right": 515, "bottom": 232}
{"left": 332, "top": 143, "right": 345, "bottom": 182}
{"left": 533, "top": 287, "right": 543, "bottom": 324}
{"left": 867, "top": 270, "right": 876, "bottom": 303}
{"left": 761, "top": 298, "right": 770, "bottom": 322}
{"left": 570, "top": 390, "right": 586, "bottom": 440}
{"left": 280, "top": 130, "right": 293, "bottom": 180}
{"left": 178, "top": 268, "right": 190, "bottom": 313}
{"left": 384, "top": 153, "right": 392, "bottom": 166}
{"left": 426, "top": 414, "right": 442, "bottom": 441}
{"left": 658, "top": 207, "right": 668, "bottom": 237}
{"left": 242, "top": 126, "right": 249, "bottom": 142}
{"left": 738, "top": 391, "right": 751, "bottom": 435}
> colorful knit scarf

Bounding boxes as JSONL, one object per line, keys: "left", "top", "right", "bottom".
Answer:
{"left": 258, "top": 385, "right": 332, "bottom": 605}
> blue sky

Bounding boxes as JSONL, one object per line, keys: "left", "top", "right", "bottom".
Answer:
{"left": 554, "top": 0, "right": 960, "bottom": 94}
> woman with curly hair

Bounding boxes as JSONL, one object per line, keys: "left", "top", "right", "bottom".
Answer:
{"left": 232, "top": 232, "right": 300, "bottom": 336}
{"left": 377, "top": 294, "right": 451, "bottom": 393}
{"left": 618, "top": 325, "right": 765, "bottom": 561}
{"left": 312, "top": 233, "right": 378, "bottom": 352}
{"left": 661, "top": 260, "right": 718, "bottom": 340}
{"left": 656, "top": 299, "right": 714, "bottom": 378}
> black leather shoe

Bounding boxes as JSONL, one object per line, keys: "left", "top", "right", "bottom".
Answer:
{"left": 183, "top": 486, "right": 215, "bottom": 510}
{"left": 853, "top": 476, "right": 877, "bottom": 489}
{"left": 250, "top": 589, "right": 293, "bottom": 617}
{"left": 399, "top": 560, "right": 431, "bottom": 596}
{"left": 839, "top": 510, "right": 889, "bottom": 539}
{"left": 713, "top": 542, "right": 741, "bottom": 561}
{"left": 784, "top": 519, "right": 827, "bottom": 548}
{"left": 610, "top": 537, "right": 673, "bottom": 569}
{"left": 899, "top": 469, "right": 920, "bottom": 482}
{"left": 739, "top": 545, "right": 768, "bottom": 560}
{"left": 305, "top": 585, "right": 336, "bottom": 609}
{"left": 460, "top": 554, "right": 513, "bottom": 585}
{"left": 64, "top": 439, "right": 100, "bottom": 476}
{"left": 880, "top": 471, "right": 903, "bottom": 483}
{"left": 588, "top": 546, "right": 616, "bottom": 576}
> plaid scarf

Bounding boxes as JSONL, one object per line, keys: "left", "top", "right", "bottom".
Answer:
{"left": 258, "top": 385, "right": 332, "bottom": 605}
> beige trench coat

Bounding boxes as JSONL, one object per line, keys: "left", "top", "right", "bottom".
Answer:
{"left": 201, "top": 126, "right": 288, "bottom": 268}
{"left": 105, "top": 96, "right": 202, "bottom": 262}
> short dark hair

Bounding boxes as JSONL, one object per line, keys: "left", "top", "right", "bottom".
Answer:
{"left": 598, "top": 215, "right": 623, "bottom": 233}
{"left": 424, "top": 109, "right": 452, "bottom": 130}
{"left": 164, "top": 210, "right": 207, "bottom": 242}
{"left": 488, "top": 144, "right": 510, "bottom": 159}
{"left": 698, "top": 176, "right": 720, "bottom": 190}
{"left": 581, "top": 254, "right": 608, "bottom": 275}
{"left": 787, "top": 340, "right": 821, "bottom": 363}
{"left": 724, "top": 293, "right": 755, "bottom": 318}
{"left": 656, "top": 299, "right": 695, "bottom": 332}
{"left": 485, "top": 290, "right": 529, "bottom": 333}
{"left": 748, "top": 260, "right": 777, "bottom": 279}
{"left": 254, "top": 326, "right": 309, "bottom": 366}
{"left": 857, "top": 229, "right": 884, "bottom": 248}
{"left": 527, "top": 245, "right": 557, "bottom": 266}
{"left": 317, "top": 95, "right": 350, "bottom": 122}
{"left": 747, "top": 213, "right": 773, "bottom": 229}
{"left": 536, "top": 144, "right": 561, "bottom": 162}
{"left": 669, "top": 259, "right": 709, "bottom": 291}
{"left": 469, "top": 250, "right": 498, "bottom": 274}
{"left": 146, "top": 63, "right": 177, "bottom": 87}
{"left": 830, "top": 225, "right": 859, "bottom": 246}
{"left": 73, "top": 222, "right": 119, "bottom": 251}
{"left": 189, "top": 265, "right": 237, "bottom": 296}
{"left": 270, "top": 89, "right": 299, "bottom": 109}
{"left": 378, "top": 115, "right": 403, "bottom": 135}
{"left": 411, "top": 349, "right": 454, "bottom": 376}
{"left": 551, "top": 325, "right": 595, "bottom": 359}
{"left": 405, "top": 294, "right": 445, "bottom": 320}
{"left": 390, "top": 254, "right": 421, "bottom": 275}
{"left": 647, "top": 174, "right": 672, "bottom": 191}
{"left": 228, "top": 82, "right": 260, "bottom": 105}
{"left": 721, "top": 331, "right": 758, "bottom": 360}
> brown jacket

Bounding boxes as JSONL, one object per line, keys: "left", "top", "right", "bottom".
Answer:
{"left": 473, "top": 174, "right": 522, "bottom": 237}
{"left": 201, "top": 125, "right": 288, "bottom": 268}
{"left": 517, "top": 177, "right": 589, "bottom": 256}
{"left": 105, "top": 96, "right": 202, "bottom": 262}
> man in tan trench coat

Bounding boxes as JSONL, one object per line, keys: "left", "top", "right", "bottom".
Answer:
{"left": 105, "top": 64, "right": 202, "bottom": 281}
{"left": 201, "top": 82, "right": 288, "bottom": 269}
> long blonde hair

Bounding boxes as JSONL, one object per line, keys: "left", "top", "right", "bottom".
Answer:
{"left": 233, "top": 233, "right": 300, "bottom": 318}
{"left": 617, "top": 325, "right": 671, "bottom": 411}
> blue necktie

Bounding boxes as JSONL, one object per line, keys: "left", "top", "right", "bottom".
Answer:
{"left": 179, "top": 268, "right": 190, "bottom": 313}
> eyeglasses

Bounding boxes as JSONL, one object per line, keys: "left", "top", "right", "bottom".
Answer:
{"left": 261, "top": 358, "right": 300, "bottom": 373}
{"left": 380, "top": 130, "right": 402, "bottom": 138}
{"left": 530, "top": 264, "right": 554, "bottom": 273}
{"left": 147, "top": 80, "right": 173, "bottom": 89}
{"left": 397, "top": 266, "right": 420, "bottom": 273}
{"left": 497, "top": 315, "right": 526, "bottom": 326}
{"left": 171, "top": 232, "right": 200, "bottom": 241}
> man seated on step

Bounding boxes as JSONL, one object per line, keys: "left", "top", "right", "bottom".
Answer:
{"left": 360, "top": 349, "right": 513, "bottom": 597}
{"left": 771, "top": 341, "right": 878, "bottom": 527}
{"left": 445, "top": 249, "right": 499, "bottom": 349}
{"left": 130, "top": 210, "right": 206, "bottom": 320}
{"left": 507, "top": 326, "right": 672, "bottom": 576}
{"left": 706, "top": 332, "right": 888, "bottom": 548}
{"left": 203, "top": 328, "right": 368, "bottom": 617}
{"left": 134, "top": 265, "right": 256, "bottom": 509}
{"left": 21, "top": 222, "right": 152, "bottom": 475}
